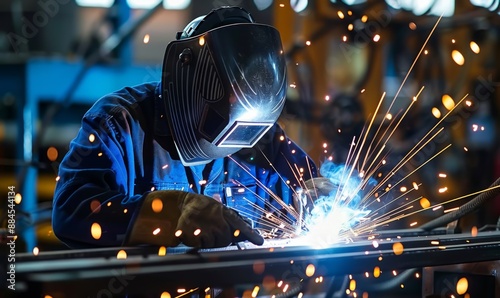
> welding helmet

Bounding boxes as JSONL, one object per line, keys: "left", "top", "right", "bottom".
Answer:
{"left": 161, "top": 6, "right": 287, "bottom": 166}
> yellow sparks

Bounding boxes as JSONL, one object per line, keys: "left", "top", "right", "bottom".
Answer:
{"left": 349, "top": 279, "right": 356, "bottom": 291}
{"left": 233, "top": 229, "right": 240, "bottom": 237}
{"left": 175, "top": 229, "right": 183, "bottom": 237}
{"left": 456, "top": 277, "right": 468, "bottom": 295}
{"left": 305, "top": 264, "right": 315, "bottom": 277}
{"left": 471, "top": 226, "right": 478, "bottom": 237}
{"left": 470, "top": 41, "right": 480, "bottom": 54}
{"left": 283, "top": 284, "right": 289, "bottom": 292}
{"left": 400, "top": 186, "right": 407, "bottom": 192}
{"left": 392, "top": 242, "right": 404, "bottom": 255}
{"left": 416, "top": 273, "right": 420, "bottom": 278}
{"left": 361, "top": 15, "right": 368, "bottom": 22}
{"left": 151, "top": 198, "right": 163, "bottom": 213}
{"left": 431, "top": 107, "right": 441, "bottom": 118}
{"left": 91, "top": 223, "right": 102, "bottom": 240}
{"left": 420, "top": 197, "right": 430, "bottom": 208}
{"left": 97, "top": 152, "right": 103, "bottom": 157}
{"left": 431, "top": 240, "right": 439, "bottom": 245}
{"left": 123, "top": 209, "right": 128, "bottom": 213}
{"left": 393, "top": 270, "right": 397, "bottom": 276}
{"left": 89, "top": 134, "right": 95, "bottom": 142}
{"left": 55, "top": 176, "right": 60, "bottom": 181}
{"left": 251, "top": 286, "right": 260, "bottom": 297}
{"left": 348, "top": 24, "right": 354, "bottom": 31}
{"left": 14, "top": 193, "right": 22, "bottom": 204}
{"left": 90, "top": 200, "right": 101, "bottom": 213}
{"left": 160, "top": 292, "right": 171, "bottom": 298}
{"left": 158, "top": 246, "right": 167, "bottom": 256}
{"left": 305, "top": 40, "right": 311, "bottom": 46}
{"left": 465, "top": 100, "right": 472, "bottom": 107}
{"left": 438, "top": 187, "right": 448, "bottom": 193}
{"left": 385, "top": 113, "right": 392, "bottom": 120}
{"left": 143, "top": 34, "right": 150, "bottom": 44}
{"left": 424, "top": 49, "right": 428, "bottom": 55}
{"left": 438, "top": 173, "right": 447, "bottom": 178}
{"left": 337, "top": 11, "right": 345, "bottom": 19}
{"left": 410, "top": 222, "right": 417, "bottom": 227}
{"left": 452, "top": 39, "right": 456, "bottom": 43}
{"left": 372, "top": 240, "right": 379, "bottom": 248}
{"left": 409, "top": 22, "right": 416, "bottom": 30}
{"left": 47, "top": 146, "right": 58, "bottom": 161}
{"left": 33, "top": 246, "right": 39, "bottom": 255}
{"left": 194, "top": 228, "right": 201, "bottom": 236}
{"left": 373, "top": 34, "right": 381, "bottom": 42}
{"left": 279, "top": 3, "right": 285, "bottom": 7}
{"left": 441, "top": 94, "right": 455, "bottom": 110}
{"left": 452, "top": 50, "right": 465, "bottom": 65}
{"left": 198, "top": 36, "right": 205, "bottom": 46}
{"left": 325, "top": 95, "right": 330, "bottom": 101}
{"left": 343, "top": 35, "right": 347, "bottom": 42}
{"left": 116, "top": 249, "right": 127, "bottom": 259}
{"left": 177, "top": 289, "right": 186, "bottom": 293}
{"left": 412, "top": 182, "right": 419, "bottom": 190}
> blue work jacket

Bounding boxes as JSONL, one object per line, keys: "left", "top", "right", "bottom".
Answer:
{"left": 52, "top": 82, "right": 317, "bottom": 248}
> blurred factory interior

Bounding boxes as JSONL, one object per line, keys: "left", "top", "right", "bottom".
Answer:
{"left": 1, "top": 0, "right": 500, "bottom": 255}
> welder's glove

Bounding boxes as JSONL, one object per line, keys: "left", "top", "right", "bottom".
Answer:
{"left": 125, "top": 190, "right": 264, "bottom": 248}
{"left": 293, "top": 177, "right": 337, "bottom": 217}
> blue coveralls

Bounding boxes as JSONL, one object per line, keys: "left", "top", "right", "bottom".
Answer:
{"left": 52, "top": 82, "right": 317, "bottom": 248}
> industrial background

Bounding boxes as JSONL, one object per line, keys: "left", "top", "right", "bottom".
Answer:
{"left": 0, "top": 0, "right": 499, "bottom": 257}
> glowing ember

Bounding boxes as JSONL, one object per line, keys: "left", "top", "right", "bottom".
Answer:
{"left": 116, "top": 249, "right": 127, "bottom": 259}
{"left": 251, "top": 286, "right": 260, "bottom": 297}
{"left": 158, "top": 246, "right": 167, "bottom": 256}
{"left": 471, "top": 226, "right": 478, "bottom": 237}
{"left": 373, "top": 266, "right": 381, "bottom": 278}
{"left": 160, "top": 292, "right": 171, "bottom": 298}
{"left": 349, "top": 279, "right": 356, "bottom": 291}
{"left": 392, "top": 242, "right": 404, "bottom": 255}
{"left": 456, "top": 277, "right": 468, "bottom": 295}
{"left": 441, "top": 94, "right": 455, "bottom": 110}
{"left": 14, "top": 193, "right": 22, "bottom": 204}
{"left": 469, "top": 41, "right": 480, "bottom": 54}
{"left": 233, "top": 229, "right": 241, "bottom": 237}
{"left": 91, "top": 223, "right": 102, "bottom": 240}
{"left": 151, "top": 198, "right": 163, "bottom": 213}
{"left": 452, "top": 50, "right": 465, "bottom": 65}
{"left": 305, "top": 264, "right": 315, "bottom": 277}
{"left": 431, "top": 107, "right": 441, "bottom": 118}
{"left": 419, "top": 198, "right": 430, "bottom": 209}
{"left": 337, "top": 11, "right": 345, "bottom": 19}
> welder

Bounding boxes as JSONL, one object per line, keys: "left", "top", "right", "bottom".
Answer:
{"left": 52, "top": 6, "right": 318, "bottom": 249}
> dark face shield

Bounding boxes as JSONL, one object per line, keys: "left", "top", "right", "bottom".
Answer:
{"left": 162, "top": 23, "right": 287, "bottom": 166}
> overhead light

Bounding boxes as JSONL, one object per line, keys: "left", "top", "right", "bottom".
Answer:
{"left": 254, "top": 0, "right": 273, "bottom": 10}
{"left": 470, "top": 0, "right": 499, "bottom": 11}
{"left": 291, "top": 0, "right": 309, "bottom": 13}
{"left": 386, "top": 0, "right": 454, "bottom": 17}
{"left": 75, "top": 0, "right": 114, "bottom": 7}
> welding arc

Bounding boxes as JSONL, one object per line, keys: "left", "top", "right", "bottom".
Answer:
{"left": 420, "top": 176, "right": 500, "bottom": 231}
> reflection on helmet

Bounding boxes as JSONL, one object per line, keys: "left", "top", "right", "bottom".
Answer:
{"left": 162, "top": 7, "right": 287, "bottom": 166}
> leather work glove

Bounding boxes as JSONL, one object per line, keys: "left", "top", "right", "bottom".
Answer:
{"left": 125, "top": 190, "right": 264, "bottom": 248}
{"left": 293, "top": 177, "right": 337, "bottom": 218}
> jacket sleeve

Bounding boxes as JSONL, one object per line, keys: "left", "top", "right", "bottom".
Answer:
{"left": 52, "top": 108, "right": 143, "bottom": 248}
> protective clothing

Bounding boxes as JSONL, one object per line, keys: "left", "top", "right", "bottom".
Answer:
{"left": 162, "top": 7, "right": 288, "bottom": 166}
{"left": 52, "top": 82, "right": 316, "bottom": 248}
{"left": 126, "top": 190, "right": 264, "bottom": 248}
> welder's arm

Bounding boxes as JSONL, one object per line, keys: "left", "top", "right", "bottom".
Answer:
{"left": 125, "top": 190, "right": 264, "bottom": 248}
{"left": 53, "top": 113, "right": 144, "bottom": 248}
